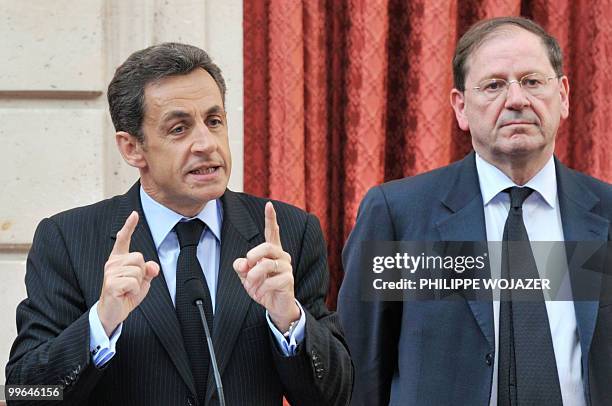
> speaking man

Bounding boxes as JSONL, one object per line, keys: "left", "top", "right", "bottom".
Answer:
{"left": 6, "top": 43, "right": 352, "bottom": 406}
{"left": 338, "top": 17, "right": 611, "bottom": 406}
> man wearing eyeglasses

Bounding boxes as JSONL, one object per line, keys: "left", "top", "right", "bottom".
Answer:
{"left": 339, "top": 16, "right": 611, "bottom": 406}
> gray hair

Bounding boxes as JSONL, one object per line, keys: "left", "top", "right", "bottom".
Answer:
{"left": 107, "top": 42, "right": 226, "bottom": 143}
{"left": 453, "top": 16, "right": 563, "bottom": 91}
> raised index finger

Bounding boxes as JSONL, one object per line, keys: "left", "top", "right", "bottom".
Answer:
{"left": 264, "top": 202, "right": 282, "bottom": 248}
{"left": 111, "top": 211, "right": 138, "bottom": 255}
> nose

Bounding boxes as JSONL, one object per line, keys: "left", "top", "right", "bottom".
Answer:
{"left": 504, "top": 81, "right": 530, "bottom": 110}
{"left": 191, "top": 122, "right": 217, "bottom": 154}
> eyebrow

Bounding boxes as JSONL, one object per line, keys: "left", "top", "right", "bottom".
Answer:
{"left": 479, "top": 70, "right": 548, "bottom": 81}
{"left": 160, "top": 110, "right": 191, "bottom": 124}
{"left": 159, "top": 105, "right": 226, "bottom": 124}
{"left": 205, "top": 105, "right": 227, "bottom": 116}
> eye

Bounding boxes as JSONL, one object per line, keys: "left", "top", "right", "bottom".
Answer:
{"left": 206, "top": 116, "right": 224, "bottom": 128}
{"left": 170, "top": 125, "right": 186, "bottom": 135}
{"left": 481, "top": 79, "right": 505, "bottom": 92}
{"left": 522, "top": 77, "right": 545, "bottom": 88}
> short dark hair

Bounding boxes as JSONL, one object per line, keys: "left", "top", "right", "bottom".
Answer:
{"left": 107, "top": 42, "right": 226, "bottom": 143}
{"left": 453, "top": 16, "right": 563, "bottom": 91}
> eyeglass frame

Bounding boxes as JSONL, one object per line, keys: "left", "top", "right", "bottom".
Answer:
{"left": 471, "top": 73, "right": 562, "bottom": 99}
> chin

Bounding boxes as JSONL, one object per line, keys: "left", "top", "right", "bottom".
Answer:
{"left": 196, "top": 184, "right": 227, "bottom": 201}
{"left": 498, "top": 141, "right": 546, "bottom": 159}
{"left": 499, "top": 129, "right": 543, "bottom": 147}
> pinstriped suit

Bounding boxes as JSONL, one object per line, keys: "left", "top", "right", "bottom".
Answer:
{"left": 6, "top": 182, "right": 353, "bottom": 405}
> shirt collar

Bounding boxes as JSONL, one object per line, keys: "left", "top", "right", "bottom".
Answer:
{"left": 139, "top": 186, "right": 223, "bottom": 250}
{"left": 475, "top": 153, "right": 557, "bottom": 208}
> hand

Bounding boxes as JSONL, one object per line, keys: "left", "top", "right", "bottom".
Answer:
{"left": 98, "top": 211, "right": 159, "bottom": 337}
{"left": 233, "top": 202, "right": 300, "bottom": 332}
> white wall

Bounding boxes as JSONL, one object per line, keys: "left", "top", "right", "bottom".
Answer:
{"left": 0, "top": 0, "right": 243, "bottom": 385}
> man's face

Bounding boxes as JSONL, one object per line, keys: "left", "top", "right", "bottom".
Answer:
{"left": 137, "top": 68, "right": 231, "bottom": 216}
{"left": 451, "top": 27, "right": 569, "bottom": 166}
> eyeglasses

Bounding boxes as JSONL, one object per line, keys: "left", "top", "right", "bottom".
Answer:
{"left": 472, "top": 73, "right": 560, "bottom": 100}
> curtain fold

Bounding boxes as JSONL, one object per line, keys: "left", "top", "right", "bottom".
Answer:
{"left": 244, "top": 0, "right": 612, "bottom": 308}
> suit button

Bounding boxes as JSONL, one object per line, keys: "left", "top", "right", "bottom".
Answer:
{"left": 311, "top": 349, "right": 325, "bottom": 375}
{"left": 186, "top": 396, "right": 195, "bottom": 406}
{"left": 311, "top": 349, "right": 320, "bottom": 360}
{"left": 485, "top": 352, "right": 494, "bottom": 366}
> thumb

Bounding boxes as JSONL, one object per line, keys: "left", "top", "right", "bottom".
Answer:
{"left": 233, "top": 258, "right": 249, "bottom": 280}
{"left": 144, "top": 261, "right": 160, "bottom": 282}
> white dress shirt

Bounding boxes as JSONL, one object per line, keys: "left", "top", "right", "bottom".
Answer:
{"left": 88, "top": 187, "right": 305, "bottom": 367}
{"left": 475, "top": 154, "right": 585, "bottom": 406}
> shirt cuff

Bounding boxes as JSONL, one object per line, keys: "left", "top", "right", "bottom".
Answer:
{"left": 266, "top": 300, "right": 306, "bottom": 357}
{"left": 89, "top": 301, "right": 123, "bottom": 367}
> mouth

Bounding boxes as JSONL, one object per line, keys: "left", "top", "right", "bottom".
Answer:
{"left": 186, "top": 165, "right": 223, "bottom": 181}
{"left": 500, "top": 121, "right": 534, "bottom": 128}
{"left": 189, "top": 167, "right": 219, "bottom": 175}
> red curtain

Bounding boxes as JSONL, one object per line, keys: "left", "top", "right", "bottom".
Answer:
{"left": 243, "top": 0, "right": 612, "bottom": 309}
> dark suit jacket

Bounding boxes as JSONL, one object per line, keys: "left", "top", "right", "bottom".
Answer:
{"left": 338, "top": 152, "right": 611, "bottom": 406}
{"left": 6, "top": 183, "right": 353, "bottom": 406}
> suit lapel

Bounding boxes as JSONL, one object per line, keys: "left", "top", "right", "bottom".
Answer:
{"left": 556, "top": 161, "right": 609, "bottom": 367}
{"left": 436, "top": 153, "right": 495, "bottom": 348}
{"left": 111, "top": 182, "right": 196, "bottom": 397}
{"left": 432, "top": 155, "right": 611, "bottom": 353}
{"left": 205, "top": 190, "right": 260, "bottom": 404}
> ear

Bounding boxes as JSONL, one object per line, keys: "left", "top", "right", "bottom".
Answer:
{"left": 450, "top": 89, "right": 470, "bottom": 131}
{"left": 116, "top": 131, "right": 147, "bottom": 168}
{"left": 558, "top": 76, "right": 570, "bottom": 119}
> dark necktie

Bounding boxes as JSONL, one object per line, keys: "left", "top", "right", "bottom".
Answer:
{"left": 497, "top": 187, "right": 563, "bottom": 405}
{"left": 175, "top": 219, "right": 214, "bottom": 404}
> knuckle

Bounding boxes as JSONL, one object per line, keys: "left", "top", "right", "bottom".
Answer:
{"left": 104, "top": 259, "right": 118, "bottom": 273}
{"left": 253, "top": 271, "right": 264, "bottom": 282}
{"left": 130, "top": 265, "right": 143, "bottom": 276}
{"left": 132, "top": 252, "right": 144, "bottom": 263}
{"left": 246, "top": 252, "right": 260, "bottom": 266}
{"left": 129, "top": 279, "right": 140, "bottom": 290}
{"left": 116, "top": 229, "right": 127, "bottom": 242}
{"left": 246, "top": 268, "right": 259, "bottom": 282}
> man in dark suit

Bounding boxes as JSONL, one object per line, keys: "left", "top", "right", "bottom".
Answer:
{"left": 338, "top": 17, "right": 611, "bottom": 406}
{"left": 6, "top": 43, "right": 352, "bottom": 405}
